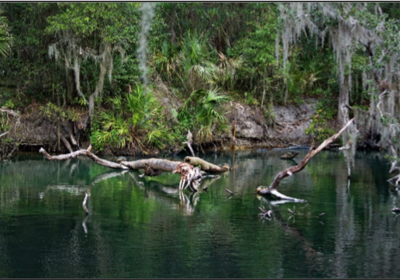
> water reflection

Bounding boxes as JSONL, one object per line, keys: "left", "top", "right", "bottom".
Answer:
{"left": 82, "top": 215, "right": 88, "bottom": 235}
{"left": 0, "top": 151, "right": 400, "bottom": 277}
{"left": 129, "top": 170, "right": 221, "bottom": 216}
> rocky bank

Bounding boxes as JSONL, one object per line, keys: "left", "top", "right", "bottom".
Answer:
{"left": 13, "top": 98, "right": 318, "bottom": 156}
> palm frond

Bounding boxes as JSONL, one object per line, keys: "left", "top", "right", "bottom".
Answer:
{"left": 0, "top": 16, "right": 12, "bottom": 57}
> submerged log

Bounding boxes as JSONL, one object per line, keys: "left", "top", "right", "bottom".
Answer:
{"left": 280, "top": 151, "right": 299, "bottom": 160}
{"left": 257, "top": 118, "right": 355, "bottom": 201}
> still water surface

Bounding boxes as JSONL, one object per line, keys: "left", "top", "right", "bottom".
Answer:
{"left": 0, "top": 149, "right": 399, "bottom": 278}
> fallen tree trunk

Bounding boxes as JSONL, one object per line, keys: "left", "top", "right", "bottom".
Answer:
{"left": 184, "top": 156, "right": 229, "bottom": 173}
{"left": 39, "top": 146, "right": 230, "bottom": 188}
{"left": 257, "top": 118, "right": 355, "bottom": 201}
{"left": 40, "top": 146, "right": 230, "bottom": 174}
{"left": 121, "top": 158, "right": 180, "bottom": 172}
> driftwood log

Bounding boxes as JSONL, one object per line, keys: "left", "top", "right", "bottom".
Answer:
{"left": 257, "top": 118, "right": 355, "bottom": 202}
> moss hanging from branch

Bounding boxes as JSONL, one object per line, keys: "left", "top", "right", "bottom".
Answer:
{"left": 48, "top": 35, "right": 115, "bottom": 123}
{"left": 277, "top": 2, "right": 400, "bottom": 182}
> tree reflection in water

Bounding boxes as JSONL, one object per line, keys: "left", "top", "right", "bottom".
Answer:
{"left": 1, "top": 151, "right": 400, "bottom": 277}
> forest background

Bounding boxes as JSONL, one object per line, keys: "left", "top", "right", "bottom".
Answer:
{"left": 0, "top": 2, "right": 399, "bottom": 174}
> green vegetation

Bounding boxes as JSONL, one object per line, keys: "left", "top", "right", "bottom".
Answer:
{"left": 0, "top": 3, "right": 399, "bottom": 155}
{"left": 0, "top": 15, "right": 12, "bottom": 57}
{"left": 305, "top": 90, "right": 337, "bottom": 143}
{"left": 90, "top": 84, "right": 176, "bottom": 151}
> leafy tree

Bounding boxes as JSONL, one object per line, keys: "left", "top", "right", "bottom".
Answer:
{"left": 45, "top": 3, "right": 141, "bottom": 122}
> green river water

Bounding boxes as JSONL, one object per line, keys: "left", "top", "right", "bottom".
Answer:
{"left": 0, "top": 149, "right": 399, "bottom": 278}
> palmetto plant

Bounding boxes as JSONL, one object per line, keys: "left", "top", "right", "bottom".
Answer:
{"left": 0, "top": 16, "right": 12, "bottom": 58}
{"left": 177, "top": 32, "right": 217, "bottom": 92}
{"left": 153, "top": 40, "right": 178, "bottom": 83}
{"left": 215, "top": 52, "right": 243, "bottom": 90}
{"left": 182, "top": 87, "right": 229, "bottom": 142}
{"left": 91, "top": 84, "right": 175, "bottom": 151}
{"left": 125, "top": 84, "right": 158, "bottom": 128}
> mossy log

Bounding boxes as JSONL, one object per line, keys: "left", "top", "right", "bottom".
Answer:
{"left": 121, "top": 158, "right": 180, "bottom": 172}
{"left": 184, "top": 156, "right": 229, "bottom": 173}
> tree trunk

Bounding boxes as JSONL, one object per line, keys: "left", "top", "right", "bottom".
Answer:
{"left": 338, "top": 74, "right": 350, "bottom": 126}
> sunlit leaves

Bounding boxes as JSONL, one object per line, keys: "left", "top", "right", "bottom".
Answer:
{"left": 46, "top": 3, "right": 140, "bottom": 44}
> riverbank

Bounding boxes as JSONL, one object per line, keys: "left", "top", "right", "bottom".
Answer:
{"left": 8, "top": 97, "right": 327, "bottom": 157}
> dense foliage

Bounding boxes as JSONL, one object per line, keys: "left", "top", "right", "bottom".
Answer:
{"left": 0, "top": 3, "right": 399, "bottom": 157}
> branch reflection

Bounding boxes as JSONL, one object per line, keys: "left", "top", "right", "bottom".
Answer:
{"left": 129, "top": 171, "right": 221, "bottom": 216}
{"left": 257, "top": 195, "right": 324, "bottom": 271}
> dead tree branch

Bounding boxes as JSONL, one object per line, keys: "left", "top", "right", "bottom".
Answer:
{"left": 0, "top": 108, "right": 20, "bottom": 118}
{"left": 39, "top": 145, "right": 130, "bottom": 170}
{"left": 60, "top": 134, "right": 73, "bottom": 153}
{"left": 183, "top": 130, "right": 195, "bottom": 157}
{"left": 0, "top": 131, "right": 9, "bottom": 138}
{"left": 68, "top": 124, "right": 78, "bottom": 146}
{"left": 257, "top": 118, "right": 355, "bottom": 201}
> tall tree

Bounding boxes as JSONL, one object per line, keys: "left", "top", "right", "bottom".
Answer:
{"left": 277, "top": 2, "right": 400, "bottom": 180}
{"left": 46, "top": 3, "right": 141, "bottom": 122}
